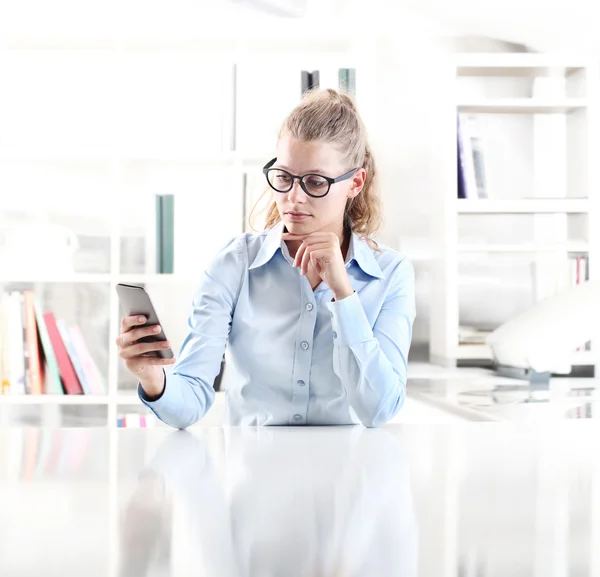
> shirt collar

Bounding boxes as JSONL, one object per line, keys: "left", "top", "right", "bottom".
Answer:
{"left": 346, "top": 229, "right": 385, "bottom": 279}
{"left": 248, "top": 222, "right": 286, "bottom": 271}
{"left": 248, "top": 221, "right": 384, "bottom": 280}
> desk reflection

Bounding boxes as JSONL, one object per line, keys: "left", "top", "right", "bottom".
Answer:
{"left": 119, "top": 427, "right": 417, "bottom": 577}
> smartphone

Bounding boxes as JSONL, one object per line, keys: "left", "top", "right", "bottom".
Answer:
{"left": 115, "top": 283, "right": 174, "bottom": 359}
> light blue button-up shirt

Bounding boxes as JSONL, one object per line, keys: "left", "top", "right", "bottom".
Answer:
{"left": 139, "top": 222, "right": 416, "bottom": 428}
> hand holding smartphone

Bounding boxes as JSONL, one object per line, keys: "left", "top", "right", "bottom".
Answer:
{"left": 116, "top": 283, "right": 174, "bottom": 359}
{"left": 115, "top": 284, "right": 176, "bottom": 394}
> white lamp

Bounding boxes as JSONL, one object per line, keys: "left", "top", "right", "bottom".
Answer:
{"left": 486, "top": 280, "right": 600, "bottom": 377}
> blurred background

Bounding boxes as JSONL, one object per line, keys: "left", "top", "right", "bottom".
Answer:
{"left": 0, "top": 0, "right": 598, "bottom": 426}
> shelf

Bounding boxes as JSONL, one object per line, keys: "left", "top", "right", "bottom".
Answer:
{"left": 0, "top": 395, "right": 110, "bottom": 405}
{"left": 455, "top": 54, "right": 587, "bottom": 77}
{"left": 456, "top": 344, "right": 494, "bottom": 360}
{"left": 458, "top": 243, "right": 589, "bottom": 253}
{"left": 0, "top": 392, "right": 165, "bottom": 407}
{"left": 116, "top": 393, "right": 142, "bottom": 405}
{"left": 456, "top": 345, "right": 596, "bottom": 366}
{"left": 457, "top": 99, "right": 587, "bottom": 114}
{"left": 117, "top": 274, "right": 201, "bottom": 285}
{"left": 457, "top": 199, "right": 590, "bottom": 214}
{"left": 0, "top": 273, "right": 201, "bottom": 285}
{"left": 0, "top": 273, "right": 114, "bottom": 284}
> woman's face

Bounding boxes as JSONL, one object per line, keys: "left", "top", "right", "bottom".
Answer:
{"left": 272, "top": 136, "right": 365, "bottom": 236}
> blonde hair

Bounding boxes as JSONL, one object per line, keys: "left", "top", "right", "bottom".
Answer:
{"left": 249, "top": 88, "right": 382, "bottom": 245}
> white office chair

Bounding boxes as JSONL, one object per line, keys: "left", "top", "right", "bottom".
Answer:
{"left": 486, "top": 279, "right": 600, "bottom": 381}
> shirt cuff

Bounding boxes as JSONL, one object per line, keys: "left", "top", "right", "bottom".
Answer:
{"left": 138, "top": 369, "right": 177, "bottom": 413}
{"left": 327, "top": 291, "right": 374, "bottom": 347}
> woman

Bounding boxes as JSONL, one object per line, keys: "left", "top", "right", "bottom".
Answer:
{"left": 116, "top": 88, "right": 416, "bottom": 428}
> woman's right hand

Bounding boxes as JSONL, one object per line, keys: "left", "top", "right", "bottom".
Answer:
{"left": 116, "top": 315, "right": 176, "bottom": 383}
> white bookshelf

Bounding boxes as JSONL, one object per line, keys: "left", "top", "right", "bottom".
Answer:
{"left": 457, "top": 242, "right": 589, "bottom": 253}
{"left": 456, "top": 198, "right": 590, "bottom": 213}
{"left": 458, "top": 99, "right": 587, "bottom": 114}
{"left": 430, "top": 53, "right": 600, "bottom": 371}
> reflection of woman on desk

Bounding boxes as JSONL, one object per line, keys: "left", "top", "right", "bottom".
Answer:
{"left": 115, "top": 88, "right": 416, "bottom": 428}
{"left": 120, "top": 428, "right": 418, "bottom": 577}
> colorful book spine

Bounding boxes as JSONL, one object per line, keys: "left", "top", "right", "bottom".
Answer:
{"left": 33, "top": 296, "right": 63, "bottom": 394}
{"left": 43, "top": 312, "right": 83, "bottom": 395}
{"left": 56, "top": 319, "right": 92, "bottom": 395}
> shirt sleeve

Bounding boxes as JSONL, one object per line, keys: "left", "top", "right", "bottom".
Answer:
{"left": 139, "top": 236, "right": 246, "bottom": 429}
{"left": 327, "top": 257, "right": 416, "bottom": 427}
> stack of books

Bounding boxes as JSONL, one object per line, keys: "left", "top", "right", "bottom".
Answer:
{"left": 0, "top": 290, "right": 106, "bottom": 396}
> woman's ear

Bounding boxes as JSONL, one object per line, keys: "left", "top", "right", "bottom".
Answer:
{"left": 348, "top": 168, "right": 366, "bottom": 199}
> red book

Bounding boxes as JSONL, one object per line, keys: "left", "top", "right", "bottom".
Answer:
{"left": 43, "top": 312, "right": 83, "bottom": 395}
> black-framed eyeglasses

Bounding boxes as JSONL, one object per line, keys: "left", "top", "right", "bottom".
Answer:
{"left": 262, "top": 158, "right": 359, "bottom": 198}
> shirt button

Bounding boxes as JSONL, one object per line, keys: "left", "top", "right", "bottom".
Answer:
{"left": 297, "top": 380, "right": 305, "bottom": 387}
{"left": 330, "top": 312, "right": 334, "bottom": 318}
{"left": 301, "top": 341, "right": 309, "bottom": 350}
{"left": 333, "top": 331, "right": 338, "bottom": 339}
{"left": 294, "top": 414, "right": 302, "bottom": 421}
{"left": 305, "top": 303, "right": 314, "bottom": 311}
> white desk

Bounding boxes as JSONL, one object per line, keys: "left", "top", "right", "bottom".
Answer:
{"left": 1, "top": 422, "right": 600, "bottom": 576}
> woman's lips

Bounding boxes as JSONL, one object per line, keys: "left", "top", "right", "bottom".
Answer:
{"left": 286, "top": 212, "right": 311, "bottom": 221}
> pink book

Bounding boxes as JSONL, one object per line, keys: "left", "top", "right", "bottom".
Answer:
{"left": 68, "top": 325, "right": 106, "bottom": 395}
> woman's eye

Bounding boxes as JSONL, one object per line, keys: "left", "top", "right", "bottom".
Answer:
{"left": 277, "top": 174, "right": 291, "bottom": 183}
{"left": 306, "top": 177, "right": 326, "bottom": 187}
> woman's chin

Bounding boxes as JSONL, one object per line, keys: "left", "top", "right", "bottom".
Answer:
{"left": 284, "top": 218, "right": 315, "bottom": 233}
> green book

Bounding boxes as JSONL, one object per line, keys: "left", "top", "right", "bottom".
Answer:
{"left": 156, "top": 195, "right": 163, "bottom": 274}
{"left": 161, "top": 195, "right": 175, "bottom": 274}
{"left": 338, "top": 68, "right": 348, "bottom": 91}
{"left": 33, "top": 297, "right": 63, "bottom": 394}
{"left": 347, "top": 68, "right": 356, "bottom": 96}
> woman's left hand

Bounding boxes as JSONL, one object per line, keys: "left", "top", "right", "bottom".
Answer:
{"left": 282, "top": 232, "right": 354, "bottom": 301}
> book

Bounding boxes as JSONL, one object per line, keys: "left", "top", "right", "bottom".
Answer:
{"left": 56, "top": 319, "right": 92, "bottom": 395}
{"left": 156, "top": 194, "right": 175, "bottom": 274}
{"left": 43, "top": 312, "right": 83, "bottom": 395}
{"left": 347, "top": 68, "right": 356, "bottom": 96}
{"left": 155, "top": 194, "right": 163, "bottom": 274}
{"left": 68, "top": 325, "right": 106, "bottom": 395}
{"left": 300, "top": 70, "right": 320, "bottom": 95}
{"left": 8, "top": 293, "right": 26, "bottom": 395}
{"left": 33, "top": 296, "right": 63, "bottom": 395}
{"left": 18, "top": 294, "right": 30, "bottom": 393}
{"left": 338, "top": 68, "right": 356, "bottom": 96}
{"left": 0, "top": 293, "right": 10, "bottom": 395}
{"left": 457, "top": 114, "right": 484, "bottom": 199}
{"left": 457, "top": 116, "right": 467, "bottom": 199}
{"left": 160, "top": 194, "right": 175, "bottom": 274}
{"left": 468, "top": 117, "right": 488, "bottom": 199}
{"left": 23, "top": 291, "right": 43, "bottom": 394}
{"left": 301, "top": 70, "right": 311, "bottom": 95}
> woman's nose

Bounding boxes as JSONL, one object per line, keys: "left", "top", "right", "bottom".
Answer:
{"left": 287, "top": 179, "right": 307, "bottom": 203}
